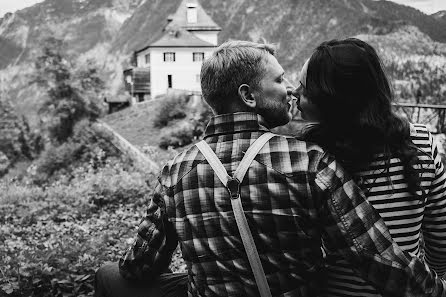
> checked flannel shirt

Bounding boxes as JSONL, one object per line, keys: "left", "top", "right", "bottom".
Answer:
{"left": 119, "top": 112, "right": 446, "bottom": 297}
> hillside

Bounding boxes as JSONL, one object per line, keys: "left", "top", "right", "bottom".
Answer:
{"left": 0, "top": 0, "right": 445, "bottom": 132}
{"left": 112, "top": 0, "right": 446, "bottom": 75}
{"left": 357, "top": 25, "right": 446, "bottom": 58}
{"left": 103, "top": 100, "right": 165, "bottom": 147}
{"left": 0, "top": 0, "right": 141, "bottom": 69}
{"left": 432, "top": 10, "right": 446, "bottom": 22}
{"left": 1, "top": 0, "right": 446, "bottom": 71}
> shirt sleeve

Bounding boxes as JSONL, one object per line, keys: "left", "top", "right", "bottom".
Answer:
{"left": 314, "top": 152, "right": 446, "bottom": 297}
{"left": 119, "top": 182, "right": 178, "bottom": 281}
{"left": 423, "top": 132, "right": 446, "bottom": 276}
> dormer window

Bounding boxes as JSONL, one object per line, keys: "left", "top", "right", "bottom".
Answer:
{"left": 186, "top": 3, "right": 197, "bottom": 24}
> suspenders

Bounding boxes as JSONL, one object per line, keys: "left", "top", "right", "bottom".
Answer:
{"left": 195, "top": 132, "right": 275, "bottom": 297}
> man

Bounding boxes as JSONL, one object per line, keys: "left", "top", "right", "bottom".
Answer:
{"left": 96, "top": 40, "right": 445, "bottom": 297}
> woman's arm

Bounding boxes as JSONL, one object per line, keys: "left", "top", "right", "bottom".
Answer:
{"left": 422, "top": 130, "right": 446, "bottom": 276}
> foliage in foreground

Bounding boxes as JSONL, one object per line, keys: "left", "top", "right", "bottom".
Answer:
{"left": 0, "top": 150, "right": 186, "bottom": 297}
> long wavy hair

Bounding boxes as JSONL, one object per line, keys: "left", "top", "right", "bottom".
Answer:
{"left": 301, "top": 38, "right": 424, "bottom": 198}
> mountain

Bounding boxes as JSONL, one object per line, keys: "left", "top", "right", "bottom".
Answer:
{"left": 1, "top": 0, "right": 446, "bottom": 70}
{"left": 357, "top": 25, "right": 446, "bottom": 57}
{"left": 432, "top": 10, "right": 446, "bottom": 22}
{"left": 357, "top": 25, "right": 446, "bottom": 130}
{"left": 0, "top": 0, "right": 141, "bottom": 69}
{"left": 0, "top": 0, "right": 445, "bottom": 127}
{"left": 112, "top": 0, "right": 446, "bottom": 75}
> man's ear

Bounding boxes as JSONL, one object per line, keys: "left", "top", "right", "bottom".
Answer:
{"left": 238, "top": 84, "right": 256, "bottom": 108}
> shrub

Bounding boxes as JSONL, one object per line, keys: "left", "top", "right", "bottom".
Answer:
{"left": 156, "top": 97, "right": 213, "bottom": 150}
{"left": 159, "top": 123, "right": 195, "bottom": 149}
{"left": 32, "top": 120, "right": 121, "bottom": 185}
{"left": 152, "top": 92, "right": 190, "bottom": 128}
{"left": 0, "top": 182, "right": 44, "bottom": 205}
{"left": 0, "top": 157, "right": 155, "bottom": 297}
{"left": 190, "top": 99, "right": 213, "bottom": 138}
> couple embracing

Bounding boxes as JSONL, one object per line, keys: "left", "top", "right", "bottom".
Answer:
{"left": 96, "top": 39, "right": 446, "bottom": 297}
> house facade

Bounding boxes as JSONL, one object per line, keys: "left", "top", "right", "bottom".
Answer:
{"left": 132, "top": 0, "right": 220, "bottom": 98}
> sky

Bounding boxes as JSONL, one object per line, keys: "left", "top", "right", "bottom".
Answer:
{"left": 385, "top": 0, "right": 446, "bottom": 14}
{"left": 1, "top": 0, "right": 446, "bottom": 18}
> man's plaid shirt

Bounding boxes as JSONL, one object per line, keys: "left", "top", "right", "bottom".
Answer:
{"left": 119, "top": 112, "right": 445, "bottom": 297}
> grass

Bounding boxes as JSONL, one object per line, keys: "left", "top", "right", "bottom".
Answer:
{"left": 103, "top": 100, "right": 166, "bottom": 147}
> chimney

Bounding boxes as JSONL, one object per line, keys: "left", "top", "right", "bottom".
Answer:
{"left": 186, "top": 3, "right": 197, "bottom": 24}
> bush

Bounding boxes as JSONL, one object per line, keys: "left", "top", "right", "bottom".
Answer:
{"left": 152, "top": 92, "right": 190, "bottom": 128}
{"left": 190, "top": 98, "right": 213, "bottom": 138}
{"left": 0, "top": 156, "right": 155, "bottom": 297}
{"left": 159, "top": 123, "right": 195, "bottom": 149}
{"left": 32, "top": 120, "right": 121, "bottom": 185}
{"left": 156, "top": 97, "right": 213, "bottom": 150}
{"left": 0, "top": 182, "right": 44, "bottom": 205}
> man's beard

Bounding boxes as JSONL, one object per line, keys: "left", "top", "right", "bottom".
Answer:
{"left": 255, "top": 99, "right": 291, "bottom": 128}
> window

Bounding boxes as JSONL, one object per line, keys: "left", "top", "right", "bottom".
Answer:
{"left": 193, "top": 52, "right": 204, "bottom": 62}
{"left": 145, "top": 54, "right": 150, "bottom": 64}
{"left": 163, "top": 52, "right": 175, "bottom": 62}
{"left": 167, "top": 75, "right": 172, "bottom": 88}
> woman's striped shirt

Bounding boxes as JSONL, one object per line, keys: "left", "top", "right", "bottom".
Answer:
{"left": 322, "top": 124, "right": 446, "bottom": 297}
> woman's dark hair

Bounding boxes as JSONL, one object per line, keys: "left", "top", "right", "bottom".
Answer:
{"left": 302, "top": 38, "right": 424, "bottom": 198}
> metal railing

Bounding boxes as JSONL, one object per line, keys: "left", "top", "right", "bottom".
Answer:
{"left": 290, "top": 102, "right": 446, "bottom": 134}
{"left": 392, "top": 102, "right": 446, "bottom": 134}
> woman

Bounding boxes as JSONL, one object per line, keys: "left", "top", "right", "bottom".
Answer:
{"left": 292, "top": 38, "right": 446, "bottom": 297}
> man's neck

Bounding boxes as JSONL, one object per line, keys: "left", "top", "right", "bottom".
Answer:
{"left": 213, "top": 111, "right": 271, "bottom": 129}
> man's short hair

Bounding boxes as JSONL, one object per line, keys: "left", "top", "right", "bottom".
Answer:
{"left": 200, "top": 40, "right": 276, "bottom": 114}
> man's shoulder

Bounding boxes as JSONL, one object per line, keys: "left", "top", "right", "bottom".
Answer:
{"left": 157, "top": 134, "right": 329, "bottom": 186}
{"left": 255, "top": 134, "right": 327, "bottom": 174}
{"left": 264, "top": 133, "right": 326, "bottom": 155}
{"left": 159, "top": 144, "right": 204, "bottom": 187}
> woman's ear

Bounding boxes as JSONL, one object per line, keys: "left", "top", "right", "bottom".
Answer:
{"left": 238, "top": 84, "right": 256, "bottom": 108}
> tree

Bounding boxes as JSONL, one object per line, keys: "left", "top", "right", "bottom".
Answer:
{"left": 34, "top": 37, "right": 102, "bottom": 144}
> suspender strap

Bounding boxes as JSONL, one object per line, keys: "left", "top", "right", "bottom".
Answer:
{"left": 195, "top": 132, "right": 275, "bottom": 297}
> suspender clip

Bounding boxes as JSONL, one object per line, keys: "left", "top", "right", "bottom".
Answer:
{"left": 226, "top": 177, "right": 240, "bottom": 200}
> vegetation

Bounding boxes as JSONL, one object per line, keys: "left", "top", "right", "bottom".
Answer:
{"left": 155, "top": 92, "right": 213, "bottom": 149}
{"left": 361, "top": 28, "right": 446, "bottom": 133}
{"left": 152, "top": 92, "right": 189, "bottom": 128}
{"left": 0, "top": 148, "right": 186, "bottom": 297}
{"left": 0, "top": 38, "right": 150, "bottom": 296}
{"left": 34, "top": 37, "right": 104, "bottom": 144}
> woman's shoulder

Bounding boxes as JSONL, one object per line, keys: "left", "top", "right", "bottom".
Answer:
{"left": 409, "top": 123, "right": 430, "bottom": 138}
{"left": 408, "top": 123, "right": 435, "bottom": 156}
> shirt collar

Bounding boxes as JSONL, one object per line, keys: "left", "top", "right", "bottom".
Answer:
{"left": 204, "top": 112, "right": 271, "bottom": 138}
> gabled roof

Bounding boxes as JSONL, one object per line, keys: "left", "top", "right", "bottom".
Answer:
{"left": 135, "top": 0, "right": 220, "bottom": 54}
{"left": 166, "top": 0, "right": 221, "bottom": 32}
{"left": 149, "top": 29, "right": 215, "bottom": 48}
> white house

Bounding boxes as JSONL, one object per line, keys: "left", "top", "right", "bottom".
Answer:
{"left": 133, "top": 0, "right": 221, "bottom": 98}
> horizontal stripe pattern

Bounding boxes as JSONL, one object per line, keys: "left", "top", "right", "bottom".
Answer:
{"left": 323, "top": 124, "right": 446, "bottom": 297}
